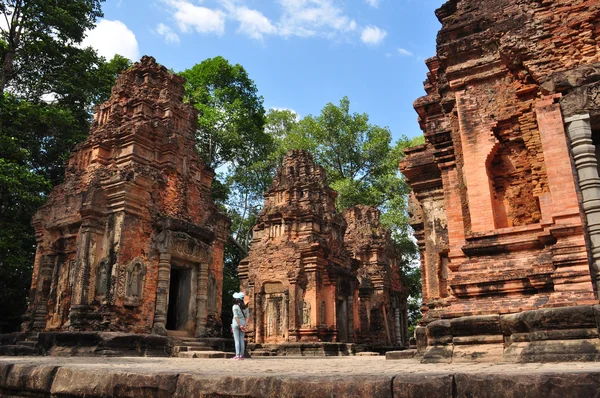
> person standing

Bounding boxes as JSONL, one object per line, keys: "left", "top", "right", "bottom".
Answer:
{"left": 232, "top": 292, "right": 250, "bottom": 359}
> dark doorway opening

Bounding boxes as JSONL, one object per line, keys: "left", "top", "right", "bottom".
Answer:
{"left": 592, "top": 126, "right": 600, "bottom": 177}
{"left": 167, "top": 267, "right": 192, "bottom": 331}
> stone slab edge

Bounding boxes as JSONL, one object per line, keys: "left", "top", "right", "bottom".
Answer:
{"left": 1, "top": 362, "right": 600, "bottom": 397}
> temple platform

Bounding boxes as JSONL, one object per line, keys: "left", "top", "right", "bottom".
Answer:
{"left": 1, "top": 356, "right": 600, "bottom": 397}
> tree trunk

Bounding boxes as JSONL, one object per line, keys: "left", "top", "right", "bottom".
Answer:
{"left": 228, "top": 235, "right": 248, "bottom": 257}
{"left": 1, "top": 49, "right": 15, "bottom": 94}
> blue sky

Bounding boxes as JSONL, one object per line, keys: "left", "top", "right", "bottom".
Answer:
{"left": 82, "top": 0, "right": 445, "bottom": 141}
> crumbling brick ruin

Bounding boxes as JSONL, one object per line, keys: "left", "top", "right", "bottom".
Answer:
{"left": 21, "top": 56, "right": 230, "bottom": 338}
{"left": 343, "top": 205, "right": 409, "bottom": 347}
{"left": 400, "top": 0, "right": 600, "bottom": 362}
{"left": 239, "top": 150, "right": 360, "bottom": 343}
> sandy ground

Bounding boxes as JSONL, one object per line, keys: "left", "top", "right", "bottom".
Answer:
{"left": 2, "top": 356, "right": 599, "bottom": 377}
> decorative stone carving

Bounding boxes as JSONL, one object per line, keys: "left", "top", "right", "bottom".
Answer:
{"left": 302, "top": 301, "right": 311, "bottom": 327}
{"left": 588, "top": 83, "right": 600, "bottom": 109}
{"left": 94, "top": 258, "right": 110, "bottom": 300}
{"left": 124, "top": 259, "right": 146, "bottom": 306}
{"left": 207, "top": 274, "right": 217, "bottom": 312}
{"left": 343, "top": 205, "right": 408, "bottom": 346}
{"left": 154, "top": 228, "right": 212, "bottom": 263}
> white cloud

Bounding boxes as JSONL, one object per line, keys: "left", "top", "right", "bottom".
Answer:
{"left": 398, "top": 47, "right": 413, "bottom": 56}
{"left": 361, "top": 26, "right": 386, "bottom": 45}
{"left": 365, "top": 0, "right": 380, "bottom": 8}
{"left": 156, "top": 23, "right": 180, "bottom": 43}
{"left": 236, "top": 8, "right": 277, "bottom": 40}
{"left": 222, "top": 2, "right": 277, "bottom": 40}
{"left": 165, "top": 0, "right": 226, "bottom": 35}
{"left": 157, "top": 0, "right": 384, "bottom": 45}
{"left": 81, "top": 19, "right": 140, "bottom": 61}
{"left": 277, "top": 0, "right": 357, "bottom": 38}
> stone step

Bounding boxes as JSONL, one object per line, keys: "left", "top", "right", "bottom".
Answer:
{"left": 177, "top": 351, "right": 235, "bottom": 359}
{"left": 356, "top": 352, "right": 381, "bottom": 356}
{"left": 250, "top": 351, "right": 276, "bottom": 357}
{"left": 174, "top": 342, "right": 211, "bottom": 348}
{"left": 16, "top": 341, "right": 37, "bottom": 347}
{"left": 385, "top": 350, "right": 417, "bottom": 360}
{"left": 0, "top": 345, "right": 38, "bottom": 356}
{"left": 174, "top": 345, "right": 214, "bottom": 353}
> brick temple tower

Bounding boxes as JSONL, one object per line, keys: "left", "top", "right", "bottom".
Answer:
{"left": 239, "top": 150, "right": 359, "bottom": 343}
{"left": 400, "top": 0, "right": 600, "bottom": 363}
{"left": 343, "top": 205, "right": 408, "bottom": 347}
{"left": 22, "top": 56, "right": 230, "bottom": 337}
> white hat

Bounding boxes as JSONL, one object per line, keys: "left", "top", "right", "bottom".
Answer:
{"left": 233, "top": 292, "right": 244, "bottom": 299}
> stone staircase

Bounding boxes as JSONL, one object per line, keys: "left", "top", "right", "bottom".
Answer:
{"left": 171, "top": 336, "right": 234, "bottom": 359}
{"left": 248, "top": 343, "right": 279, "bottom": 357}
{"left": 0, "top": 332, "right": 40, "bottom": 356}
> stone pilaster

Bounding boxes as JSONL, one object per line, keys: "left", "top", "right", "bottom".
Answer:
{"left": 565, "top": 114, "right": 600, "bottom": 295}
{"left": 152, "top": 253, "right": 171, "bottom": 335}
{"left": 195, "top": 262, "right": 209, "bottom": 337}
{"left": 32, "top": 255, "right": 54, "bottom": 331}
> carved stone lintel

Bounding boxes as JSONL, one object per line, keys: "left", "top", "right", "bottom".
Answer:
{"left": 155, "top": 229, "right": 212, "bottom": 263}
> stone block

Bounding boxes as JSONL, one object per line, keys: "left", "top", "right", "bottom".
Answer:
{"left": 452, "top": 343, "right": 504, "bottom": 363}
{"left": 503, "top": 339, "right": 600, "bottom": 363}
{"left": 385, "top": 350, "right": 416, "bottom": 360}
{"left": 454, "top": 371, "right": 600, "bottom": 398}
{"left": 175, "top": 374, "right": 393, "bottom": 398}
{"left": 422, "top": 345, "right": 453, "bottom": 363}
{"left": 50, "top": 368, "right": 178, "bottom": 398}
{"left": 2, "top": 364, "right": 57, "bottom": 393}
{"left": 393, "top": 373, "right": 453, "bottom": 398}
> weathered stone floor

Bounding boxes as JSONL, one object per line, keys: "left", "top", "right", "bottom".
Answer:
{"left": 1, "top": 356, "right": 600, "bottom": 397}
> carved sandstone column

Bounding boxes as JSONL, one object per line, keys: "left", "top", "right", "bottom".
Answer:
{"left": 32, "top": 255, "right": 55, "bottom": 330}
{"left": 195, "top": 262, "right": 209, "bottom": 337}
{"left": 565, "top": 114, "right": 600, "bottom": 294}
{"left": 152, "top": 252, "right": 171, "bottom": 335}
{"left": 394, "top": 307, "right": 402, "bottom": 346}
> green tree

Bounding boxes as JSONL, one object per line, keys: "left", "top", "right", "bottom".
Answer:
{"left": 0, "top": 0, "right": 104, "bottom": 94}
{"left": 281, "top": 97, "right": 416, "bottom": 250}
{"left": 179, "top": 56, "right": 273, "bottom": 171}
{"left": 0, "top": 2, "right": 132, "bottom": 331}
{"left": 180, "top": 57, "right": 275, "bottom": 325}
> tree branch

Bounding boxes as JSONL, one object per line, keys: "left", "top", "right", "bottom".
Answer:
{"left": 228, "top": 234, "right": 248, "bottom": 257}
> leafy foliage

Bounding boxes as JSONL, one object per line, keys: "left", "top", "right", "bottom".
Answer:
{"left": 179, "top": 56, "right": 273, "bottom": 172}
{"left": 0, "top": 0, "right": 104, "bottom": 95}
{"left": 0, "top": 1, "right": 131, "bottom": 331}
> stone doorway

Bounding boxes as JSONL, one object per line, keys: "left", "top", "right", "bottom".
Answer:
{"left": 166, "top": 266, "right": 195, "bottom": 333}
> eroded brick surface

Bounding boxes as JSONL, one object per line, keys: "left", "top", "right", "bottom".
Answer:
{"left": 239, "top": 150, "right": 360, "bottom": 343}
{"left": 343, "top": 205, "right": 409, "bottom": 346}
{"left": 22, "top": 56, "right": 230, "bottom": 337}
{"left": 400, "top": 0, "right": 600, "bottom": 360}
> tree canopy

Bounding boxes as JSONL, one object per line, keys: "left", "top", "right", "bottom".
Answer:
{"left": 179, "top": 56, "right": 273, "bottom": 171}
{"left": 273, "top": 97, "right": 417, "bottom": 259}
{"left": 0, "top": 0, "right": 104, "bottom": 94}
{"left": 0, "top": 0, "right": 131, "bottom": 332}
